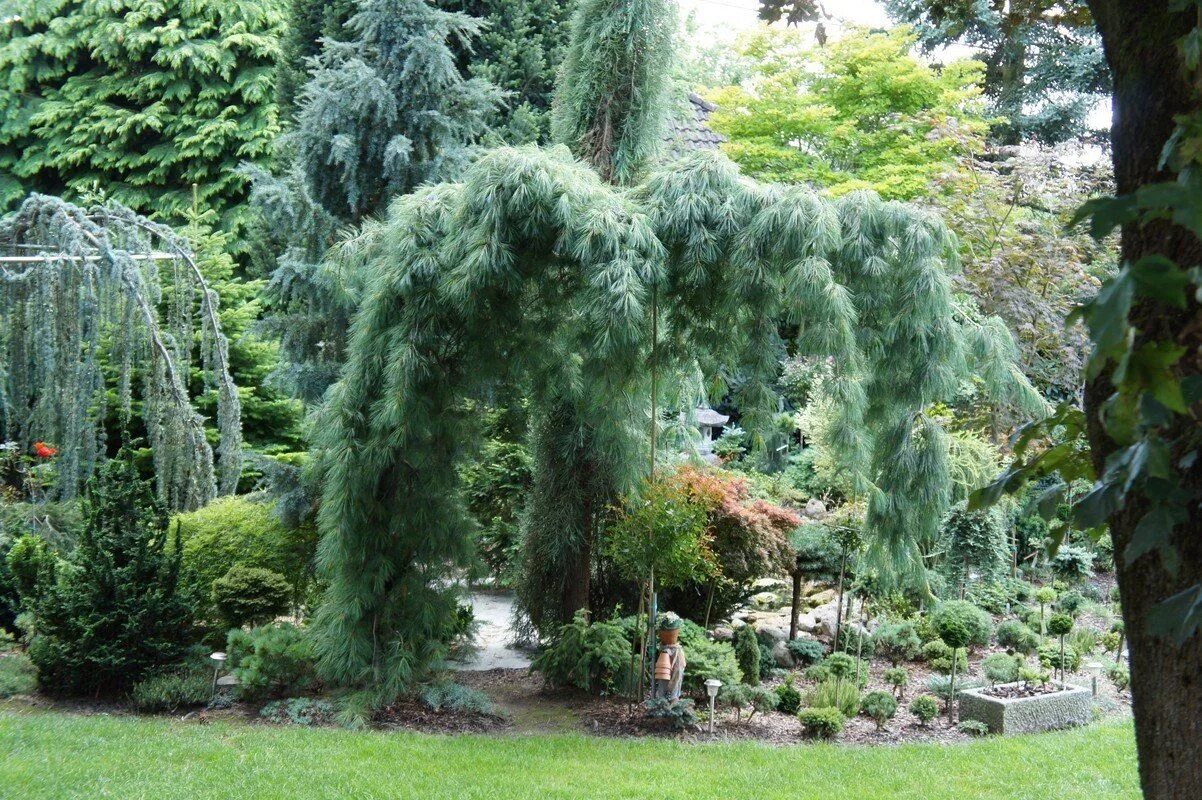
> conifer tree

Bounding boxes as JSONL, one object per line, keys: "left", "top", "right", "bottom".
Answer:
{"left": 307, "top": 0, "right": 1036, "bottom": 707}
{"left": 26, "top": 458, "right": 191, "bottom": 696}
{"left": 0, "top": 0, "right": 285, "bottom": 234}
{"left": 249, "top": 0, "right": 501, "bottom": 402}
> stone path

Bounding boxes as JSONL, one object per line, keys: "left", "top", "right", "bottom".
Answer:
{"left": 451, "top": 590, "right": 534, "bottom": 672}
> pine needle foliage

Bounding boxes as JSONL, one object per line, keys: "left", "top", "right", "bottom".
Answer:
{"left": 0, "top": 0, "right": 285, "bottom": 235}
{"left": 308, "top": 0, "right": 1034, "bottom": 704}
{"left": 0, "top": 195, "right": 243, "bottom": 510}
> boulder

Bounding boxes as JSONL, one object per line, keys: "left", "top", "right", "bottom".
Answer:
{"left": 751, "top": 577, "right": 791, "bottom": 591}
{"left": 808, "top": 589, "right": 837, "bottom": 606}
{"left": 710, "top": 626, "right": 735, "bottom": 642}
{"left": 803, "top": 499, "right": 826, "bottom": 518}
{"left": 749, "top": 591, "right": 780, "bottom": 610}
{"left": 771, "top": 640, "right": 795, "bottom": 668}
{"left": 754, "top": 624, "right": 789, "bottom": 644}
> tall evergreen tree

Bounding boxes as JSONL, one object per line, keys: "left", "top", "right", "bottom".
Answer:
{"left": 249, "top": 0, "right": 501, "bottom": 403}
{"left": 437, "top": 0, "right": 572, "bottom": 143}
{"left": 0, "top": 0, "right": 286, "bottom": 235}
{"left": 276, "top": 0, "right": 358, "bottom": 114}
{"left": 307, "top": 0, "right": 1036, "bottom": 708}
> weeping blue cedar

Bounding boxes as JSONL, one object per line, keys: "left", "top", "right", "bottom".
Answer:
{"left": 0, "top": 196, "right": 243, "bottom": 510}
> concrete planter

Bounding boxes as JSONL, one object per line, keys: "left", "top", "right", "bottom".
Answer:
{"left": 958, "top": 681, "right": 1092, "bottom": 735}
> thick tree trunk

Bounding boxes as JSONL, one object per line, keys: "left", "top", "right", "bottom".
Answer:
{"left": 1085, "top": 3, "right": 1202, "bottom": 797}
{"left": 789, "top": 568, "right": 803, "bottom": 640}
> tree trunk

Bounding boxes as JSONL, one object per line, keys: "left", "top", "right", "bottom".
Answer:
{"left": 789, "top": 568, "right": 803, "bottom": 640}
{"left": 1084, "top": 3, "right": 1202, "bottom": 796}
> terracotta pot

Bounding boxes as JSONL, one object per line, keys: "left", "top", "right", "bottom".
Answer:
{"left": 658, "top": 628, "right": 680, "bottom": 646}
{"left": 654, "top": 650, "right": 673, "bottom": 681}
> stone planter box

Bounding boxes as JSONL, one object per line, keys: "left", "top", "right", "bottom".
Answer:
{"left": 958, "top": 681, "right": 1092, "bottom": 735}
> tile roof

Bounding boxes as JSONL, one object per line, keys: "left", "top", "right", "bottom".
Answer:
{"left": 664, "top": 93, "right": 726, "bottom": 158}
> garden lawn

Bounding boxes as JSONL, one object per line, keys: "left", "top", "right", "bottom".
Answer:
{"left": 0, "top": 708, "right": 1138, "bottom": 800}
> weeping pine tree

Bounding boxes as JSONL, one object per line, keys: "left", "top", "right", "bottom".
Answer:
{"left": 308, "top": 0, "right": 1039, "bottom": 708}
{"left": 249, "top": 0, "right": 501, "bottom": 403}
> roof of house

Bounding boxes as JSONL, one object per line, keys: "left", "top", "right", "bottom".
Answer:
{"left": 664, "top": 93, "right": 726, "bottom": 158}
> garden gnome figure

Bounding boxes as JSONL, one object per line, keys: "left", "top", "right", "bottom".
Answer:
{"left": 654, "top": 614, "right": 686, "bottom": 700}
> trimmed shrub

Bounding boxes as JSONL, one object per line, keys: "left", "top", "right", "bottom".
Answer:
{"left": 1047, "top": 613, "right": 1074, "bottom": 638}
{"left": 722, "top": 683, "right": 779, "bottom": 722}
{"left": 131, "top": 670, "right": 211, "bottom": 713}
{"left": 226, "top": 623, "right": 317, "bottom": 701}
{"left": 981, "top": 652, "right": 1022, "bottom": 685}
{"left": 837, "top": 625, "right": 876, "bottom": 658}
{"left": 758, "top": 641, "right": 776, "bottom": 681}
{"left": 797, "top": 706, "right": 844, "bottom": 738}
{"left": 1038, "top": 642, "right": 1081, "bottom": 673}
{"left": 804, "top": 663, "right": 831, "bottom": 683}
{"left": 645, "top": 697, "right": 699, "bottom": 730}
{"left": 883, "top": 666, "right": 909, "bottom": 698}
{"left": 930, "top": 601, "right": 992, "bottom": 650}
{"left": 734, "top": 624, "right": 761, "bottom": 687}
{"left": 173, "top": 495, "right": 317, "bottom": 616}
{"left": 1057, "top": 589, "right": 1085, "bottom": 616}
{"left": 873, "top": 620, "right": 922, "bottom": 664}
{"left": 776, "top": 676, "right": 802, "bottom": 715}
{"left": 909, "top": 694, "right": 939, "bottom": 725}
{"left": 861, "top": 690, "right": 898, "bottom": 730}
{"left": 996, "top": 620, "right": 1040, "bottom": 654}
{"left": 680, "top": 636, "right": 743, "bottom": 698}
{"left": 785, "top": 638, "right": 825, "bottom": 667}
{"left": 920, "top": 640, "right": 967, "bottom": 674}
{"left": 212, "top": 566, "right": 291, "bottom": 630}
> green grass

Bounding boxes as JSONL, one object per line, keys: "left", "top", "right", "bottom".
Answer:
{"left": 0, "top": 707, "right": 1139, "bottom": 800}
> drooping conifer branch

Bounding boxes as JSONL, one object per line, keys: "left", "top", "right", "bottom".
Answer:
{"left": 0, "top": 195, "right": 243, "bottom": 509}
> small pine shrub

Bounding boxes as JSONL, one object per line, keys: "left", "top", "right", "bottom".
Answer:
{"left": 1057, "top": 590, "right": 1085, "bottom": 616}
{"left": 873, "top": 620, "right": 921, "bottom": 664}
{"left": 758, "top": 642, "right": 776, "bottom": 681}
{"left": 681, "top": 636, "right": 743, "bottom": 698}
{"left": 1038, "top": 642, "right": 1081, "bottom": 673}
{"left": 996, "top": 620, "right": 1039, "bottom": 654}
{"left": 981, "top": 652, "right": 1022, "bottom": 685}
{"left": 130, "top": 670, "right": 211, "bottom": 713}
{"left": 776, "top": 677, "right": 802, "bottom": 715}
{"left": 785, "top": 637, "right": 825, "bottom": 667}
{"left": 212, "top": 566, "right": 291, "bottom": 630}
{"left": 804, "top": 663, "right": 831, "bottom": 683}
{"left": 883, "top": 666, "right": 909, "bottom": 698}
{"left": 260, "top": 697, "right": 337, "bottom": 726}
{"left": 909, "top": 694, "right": 939, "bottom": 725}
{"left": 797, "top": 707, "right": 844, "bottom": 739}
{"left": 722, "top": 683, "right": 778, "bottom": 722}
{"left": 734, "top": 624, "right": 761, "bottom": 687}
{"left": 419, "top": 682, "right": 497, "bottom": 715}
{"left": 836, "top": 625, "right": 876, "bottom": 659}
{"left": 1068, "top": 627, "right": 1099, "bottom": 655}
{"left": 645, "top": 697, "right": 698, "bottom": 730}
{"left": 861, "top": 690, "right": 898, "bottom": 730}
{"left": 1101, "top": 630, "right": 1122, "bottom": 653}
{"left": 920, "top": 640, "right": 967, "bottom": 674}
{"left": 926, "top": 674, "right": 980, "bottom": 700}
{"left": 930, "top": 600, "right": 991, "bottom": 650}
{"left": 1051, "top": 546, "right": 1094, "bottom": 583}
{"left": 957, "top": 719, "right": 990, "bottom": 737}
{"left": 226, "top": 623, "right": 317, "bottom": 701}
{"left": 531, "top": 610, "right": 632, "bottom": 695}
{"left": 805, "top": 679, "right": 861, "bottom": 717}
{"left": 1047, "top": 613, "right": 1074, "bottom": 638}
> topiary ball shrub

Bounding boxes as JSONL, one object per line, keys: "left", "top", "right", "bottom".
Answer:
{"left": 1057, "top": 590, "right": 1085, "bottom": 616}
{"left": 909, "top": 694, "right": 939, "bottom": 725}
{"left": 981, "top": 652, "right": 1023, "bottom": 685}
{"left": 1037, "top": 643, "right": 1082, "bottom": 673}
{"left": 1047, "top": 613, "right": 1074, "bottom": 638}
{"left": 996, "top": 620, "right": 1040, "bottom": 654}
{"left": 776, "top": 677, "right": 802, "bottom": 715}
{"left": 920, "top": 640, "right": 967, "bottom": 674}
{"left": 930, "top": 601, "right": 992, "bottom": 650}
{"left": 785, "top": 637, "right": 825, "bottom": 667}
{"left": 797, "top": 707, "right": 844, "bottom": 739}
{"left": 734, "top": 624, "right": 761, "bottom": 687}
{"left": 212, "top": 566, "right": 291, "bottom": 630}
{"left": 861, "top": 690, "right": 898, "bottom": 730}
{"left": 873, "top": 620, "right": 922, "bottom": 664}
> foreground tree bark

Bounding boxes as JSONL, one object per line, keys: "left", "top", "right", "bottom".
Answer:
{"left": 1085, "top": 3, "right": 1202, "bottom": 797}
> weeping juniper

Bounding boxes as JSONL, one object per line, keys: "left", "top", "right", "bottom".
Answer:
{"left": 0, "top": 196, "right": 242, "bottom": 510}
{"left": 308, "top": 0, "right": 1038, "bottom": 708}
{"left": 248, "top": 0, "right": 501, "bottom": 403}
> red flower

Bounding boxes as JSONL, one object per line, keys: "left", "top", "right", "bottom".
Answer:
{"left": 33, "top": 441, "right": 58, "bottom": 459}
